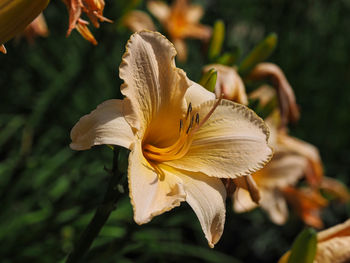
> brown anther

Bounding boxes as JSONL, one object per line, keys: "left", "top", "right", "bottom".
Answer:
{"left": 195, "top": 113, "right": 199, "bottom": 124}
{"left": 179, "top": 119, "right": 183, "bottom": 132}
{"left": 186, "top": 102, "right": 192, "bottom": 119}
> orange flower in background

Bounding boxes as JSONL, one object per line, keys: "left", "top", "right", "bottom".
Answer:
{"left": 282, "top": 186, "right": 328, "bottom": 229}
{"left": 62, "top": 0, "right": 112, "bottom": 45}
{"left": 147, "top": 0, "right": 211, "bottom": 61}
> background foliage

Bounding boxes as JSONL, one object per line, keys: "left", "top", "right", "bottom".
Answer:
{"left": 1, "top": 0, "right": 350, "bottom": 262}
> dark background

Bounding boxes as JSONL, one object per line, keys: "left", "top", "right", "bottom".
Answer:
{"left": 1, "top": 0, "right": 349, "bottom": 262}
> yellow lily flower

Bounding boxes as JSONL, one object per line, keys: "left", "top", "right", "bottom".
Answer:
{"left": 62, "top": 0, "right": 112, "bottom": 45}
{"left": 279, "top": 219, "right": 350, "bottom": 263}
{"left": 70, "top": 31, "right": 272, "bottom": 247}
{"left": 147, "top": 0, "right": 211, "bottom": 62}
{"left": 203, "top": 64, "right": 248, "bottom": 105}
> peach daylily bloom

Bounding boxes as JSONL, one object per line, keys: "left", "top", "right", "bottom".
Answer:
{"left": 147, "top": 0, "right": 211, "bottom": 61}
{"left": 203, "top": 64, "right": 248, "bottom": 105}
{"left": 70, "top": 31, "right": 272, "bottom": 247}
{"left": 62, "top": 0, "right": 112, "bottom": 45}
{"left": 279, "top": 219, "right": 350, "bottom": 263}
{"left": 248, "top": 63, "right": 300, "bottom": 127}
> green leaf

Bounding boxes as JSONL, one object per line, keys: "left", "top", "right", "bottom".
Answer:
{"left": 288, "top": 228, "right": 317, "bottom": 263}
{"left": 238, "top": 33, "right": 278, "bottom": 76}
{"left": 208, "top": 20, "right": 225, "bottom": 60}
{"left": 199, "top": 68, "right": 217, "bottom": 92}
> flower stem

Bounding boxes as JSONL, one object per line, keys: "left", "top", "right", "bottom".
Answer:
{"left": 66, "top": 147, "right": 123, "bottom": 263}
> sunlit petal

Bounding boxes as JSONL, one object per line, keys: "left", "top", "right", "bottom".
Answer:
{"left": 166, "top": 99, "right": 272, "bottom": 178}
{"left": 233, "top": 188, "right": 258, "bottom": 213}
{"left": 161, "top": 165, "right": 226, "bottom": 248}
{"left": 128, "top": 141, "right": 186, "bottom": 224}
{"left": 70, "top": 100, "right": 134, "bottom": 150}
{"left": 185, "top": 82, "right": 215, "bottom": 108}
{"left": 119, "top": 31, "right": 191, "bottom": 142}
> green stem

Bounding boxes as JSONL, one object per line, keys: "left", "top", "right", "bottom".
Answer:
{"left": 66, "top": 147, "right": 123, "bottom": 263}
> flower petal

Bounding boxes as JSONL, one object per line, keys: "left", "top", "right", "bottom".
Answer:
{"left": 254, "top": 153, "right": 307, "bottom": 189}
{"left": 166, "top": 99, "right": 272, "bottom": 178}
{"left": 315, "top": 236, "right": 350, "bottom": 263}
{"left": 123, "top": 10, "right": 156, "bottom": 32}
{"left": 119, "top": 31, "right": 191, "bottom": 142}
{"left": 147, "top": 1, "right": 170, "bottom": 23}
{"left": 161, "top": 165, "right": 226, "bottom": 247}
{"left": 260, "top": 189, "right": 288, "bottom": 225}
{"left": 185, "top": 82, "right": 215, "bottom": 108}
{"left": 186, "top": 5, "right": 204, "bottom": 24}
{"left": 233, "top": 188, "right": 258, "bottom": 213}
{"left": 70, "top": 99, "right": 134, "bottom": 150}
{"left": 128, "top": 141, "right": 186, "bottom": 224}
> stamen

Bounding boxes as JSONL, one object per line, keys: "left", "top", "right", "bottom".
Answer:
{"left": 195, "top": 113, "right": 199, "bottom": 125}
{"left": 192, "top": 95, "right": 223, "bottom": 133}
{"left": 142, "top": 97, "right": 223, "bottom": 163}
{"left": 186, "top": 115, "right": 194, "bottom": 134}
{"left": 186, "top": 102, "right": 192, "bottom": 119}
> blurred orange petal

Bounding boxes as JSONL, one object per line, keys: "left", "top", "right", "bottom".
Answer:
{"left": 0, "top": 44, "right": 6, "bottom": 54}
{"left": 123, "top": 10, "right": 156, "bottom": 32}
{"left": 282, "top": 186, "right": 328, "bottom": 229}
{"left": 320, "top": 176, "right": 350, "bottom": 202}
{"left": 76, "top": 19, "right": 97, "bottom": 45}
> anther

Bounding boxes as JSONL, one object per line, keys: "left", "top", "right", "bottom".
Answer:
{"left": 195, "top": 113, "right": 199, "bottom": 125}
{"left": 179, "top": 119, "right": 183, "bottom": 132}
{"left": 186, "top": 115, "right": 194, "bottom": 134}
{"left": 186, "top": 102, "right": 192, "bottom": 119}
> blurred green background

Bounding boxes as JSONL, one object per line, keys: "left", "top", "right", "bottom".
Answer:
{"left": 1, "top": 0, "right": 350, "bottom": 262}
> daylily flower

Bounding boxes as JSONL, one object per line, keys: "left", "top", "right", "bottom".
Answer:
{"left": 62, "top": 0, "right": 112, "bottom": 45}
{"left": 248, "top": 63, "right": 300, "bottom": 127}
{"left": 147, "top": 0, "right": 211, "bottom": 61}
{"left": 279, "top": 219, "right": 350, "bottom": 263}
{"left": 70, "top": 31, "right": 272, "bottom": 247}
{"left": 203, "top": 64, "right": 248, "bottom": 105}
{"left": 21, "top": 13, "right": 49, "bottom": 44}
